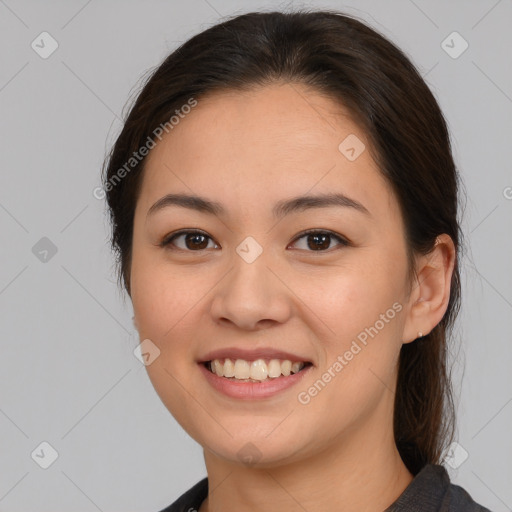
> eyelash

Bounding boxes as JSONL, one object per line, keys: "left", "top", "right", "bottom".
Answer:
{"left": 159, "top": 228, "right": 350, "bottom": 253}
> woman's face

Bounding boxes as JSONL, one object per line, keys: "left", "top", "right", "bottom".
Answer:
{"left": 130, "top": 83, "right": 419, "bottom": 466}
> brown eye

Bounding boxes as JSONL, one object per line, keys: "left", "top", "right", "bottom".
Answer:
{"left": 290, "top": 230, "right": 349, "bottom": 252}
{"left": 161, "top": 230, "right": 219, "bottom": 251}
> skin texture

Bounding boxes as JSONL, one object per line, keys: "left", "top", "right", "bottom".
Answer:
{"left": 130, "top": 83, "right": 456, "bottom": 512}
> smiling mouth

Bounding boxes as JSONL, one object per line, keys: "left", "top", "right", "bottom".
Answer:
{"left": 203, "top": 358, "right": 313, "bottom": 383}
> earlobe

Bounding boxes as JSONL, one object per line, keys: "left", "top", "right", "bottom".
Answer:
{"left": 402, "top": 234, "right": 456, "bottom": 344}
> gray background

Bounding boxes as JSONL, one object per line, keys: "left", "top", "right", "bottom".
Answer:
{"left": 0, "top": 0, "right": 511, "bottom": 511}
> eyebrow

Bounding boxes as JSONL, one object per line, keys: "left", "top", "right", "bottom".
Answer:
{"left": 146, "top": 192, "right": 371, "bottom": 219}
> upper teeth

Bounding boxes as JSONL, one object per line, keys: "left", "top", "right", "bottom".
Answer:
{"left": 210, "top": 358, "right": 306, "bottom": 380}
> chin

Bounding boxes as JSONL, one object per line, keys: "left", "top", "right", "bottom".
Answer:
{"left": 199, "top": 428, "right": 312, "bottom": 468}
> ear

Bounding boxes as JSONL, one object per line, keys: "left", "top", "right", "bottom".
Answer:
{"left": 402, "top": 233, "right": 456, "bottom": 344}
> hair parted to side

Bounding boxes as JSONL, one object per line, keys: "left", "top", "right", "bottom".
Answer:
{"left": 101, "top": 9, "right": 465, "bottom": 476}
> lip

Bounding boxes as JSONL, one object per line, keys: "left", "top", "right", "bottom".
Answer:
{"left": 197, "top": 347, "right": 313, "bottom": 364}
{"left": 198, "top": 361, "right": 313, "bottom": 399}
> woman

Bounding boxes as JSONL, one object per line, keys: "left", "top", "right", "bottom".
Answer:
{"left": 102, "top": 10, "right": 492, "bottom": 512}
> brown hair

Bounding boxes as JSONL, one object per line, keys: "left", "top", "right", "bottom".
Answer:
{"left": 102, "top": 9, "right": 464, "bottom": 475}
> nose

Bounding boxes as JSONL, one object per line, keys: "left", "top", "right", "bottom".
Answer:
{"left": 209, "top": 253, "right": 293, "bottom": 331}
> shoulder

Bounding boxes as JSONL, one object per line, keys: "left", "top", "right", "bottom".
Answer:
{"left": 443, "top": 477, "right": 492, "bottom": 512}
{"left": 157, "top": 477, "right": 208, "bottom": 512}
{"left": 387, "top": 464, "right": 493, "bottom": 511}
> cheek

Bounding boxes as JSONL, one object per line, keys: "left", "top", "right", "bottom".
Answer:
{"left": 131, "top": 251, "right": 207, "bottom": 341}
{"left": 130, "top": 256, "right": 214, "bottom": 417}
{"left": 299, "top": 260, "right": 402, "bottom": 342}
{"left": 297, "top": 256, "right": 405, "bottom": 392}
{"left": 294, "top": 268, "right": 403, "bottom": 434}
{"left": 130, "top": 256, "right": 207, "bottom": 432}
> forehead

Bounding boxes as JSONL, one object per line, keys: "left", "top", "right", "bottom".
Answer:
{"left": 137, "top": 83, "right": 397, "bottom": 223}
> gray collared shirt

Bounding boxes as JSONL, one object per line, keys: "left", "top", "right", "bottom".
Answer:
{"left": 384, "top": 464, "right": 492, "bottom": 511}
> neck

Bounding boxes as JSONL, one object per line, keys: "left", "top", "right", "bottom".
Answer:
{"left": 198, "top": 407, "right": 414, "bottom": 512}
